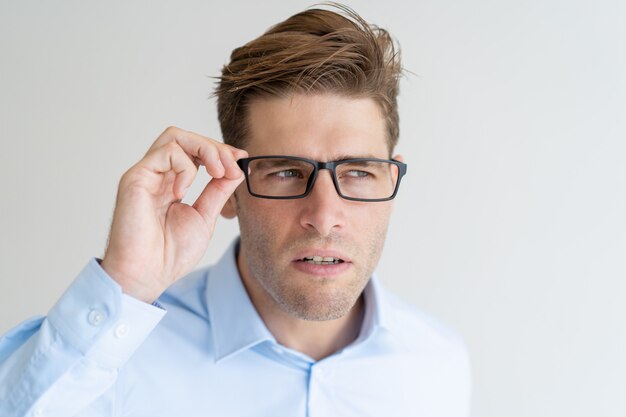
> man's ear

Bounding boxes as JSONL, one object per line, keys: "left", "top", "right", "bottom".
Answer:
{"left": 220, "top": 193, "right": 238, "bottom": 219}
{"left": 392, "top": 154, "right": 405, "bottom": 198}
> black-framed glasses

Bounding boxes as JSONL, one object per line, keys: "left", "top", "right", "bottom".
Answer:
{"left": 236, "top": 155, "right": 407, "bottom": 202}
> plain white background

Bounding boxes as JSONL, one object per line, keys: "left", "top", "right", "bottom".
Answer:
{"left": 1, "top": 0, "right": 624, "bottom": 416}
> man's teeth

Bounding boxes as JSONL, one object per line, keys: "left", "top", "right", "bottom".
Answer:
{"left": 302, "top": 256, "right": 343, "bottom": 265}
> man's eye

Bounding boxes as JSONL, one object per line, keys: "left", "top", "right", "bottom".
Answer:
{"left": 273, "top": 169, "right": 302, "bottom": 178}
{"left": 345, "top": 170, "right": 371, "bottom": 178}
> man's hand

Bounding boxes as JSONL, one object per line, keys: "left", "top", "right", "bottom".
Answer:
{"left": 101, "top": 126, "right": 247, "bottom": 303}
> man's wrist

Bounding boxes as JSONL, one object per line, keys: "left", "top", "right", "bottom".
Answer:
{"left": 98, "top": 258, "right": 160, "bottom": 304}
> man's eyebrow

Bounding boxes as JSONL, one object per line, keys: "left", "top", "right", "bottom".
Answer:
{"left": 253, "top": 158, "right": 308, "bottom": 169}
{"left": 339, "top": 160, "right": 382, "bottom": 168}
{"left": 332, "top": 154, "right": 382, "bottom": 161}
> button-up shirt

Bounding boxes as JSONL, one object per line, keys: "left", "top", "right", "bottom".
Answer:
{"left": 0, "top": 239, "right": 470, "bottom": 416}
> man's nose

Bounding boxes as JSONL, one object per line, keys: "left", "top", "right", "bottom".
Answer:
{"left": 298, "top": 169, "right": 345, "bottom": 236}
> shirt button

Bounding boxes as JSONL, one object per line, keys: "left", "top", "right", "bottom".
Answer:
{"left": 87, "top": 309, "right": 106, "bottom": 326}
{"left": 114, "top": 323, "right": 130, "bottom": 339}
{"left": 32, "top": 407, "right": 44, "bottom": 417}
{"left": 271, "top": 346, "right": 284, "bottom": 355}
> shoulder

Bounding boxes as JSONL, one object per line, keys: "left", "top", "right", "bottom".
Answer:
{"left": 157, "top": 265, "right": 214, "bottom": 320}
{"left": 376, "top": 286, "right": 472, "bottom": 414}
{"left": 381, "top": 286, "right": 469, "bottom": 361}
{"left": 137, "top": 265, "right": 217, "bottom": 354}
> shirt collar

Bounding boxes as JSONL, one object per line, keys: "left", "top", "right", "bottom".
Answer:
{"left": 205, "top": 239, "right": 274, "bottom": 363}
{"left": 354, "top": 271, "right": 398, "bottom": 345}
{"left": 205, "top": 238, "right": 398, "bottom": 363}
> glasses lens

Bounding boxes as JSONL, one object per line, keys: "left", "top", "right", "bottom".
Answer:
{"left": 247, "top": 157, "right": 315, "bottom": 197}
{"left": 335, "top": 160, "right": 399, "bottom": 200}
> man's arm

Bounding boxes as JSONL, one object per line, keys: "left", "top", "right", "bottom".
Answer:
{"left": 0, "top": 260, "right": 165, "bottom": 416}
{"left": 0, "top": 127, "right": 246, "bottom": 416}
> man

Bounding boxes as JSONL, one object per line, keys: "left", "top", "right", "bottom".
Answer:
{"left": 0, "top": 4, "right": 470, "bottom": 416}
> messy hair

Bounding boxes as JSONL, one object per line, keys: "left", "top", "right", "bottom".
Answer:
{"left": 214, "top": 3, "right": 402, "bottom": 152}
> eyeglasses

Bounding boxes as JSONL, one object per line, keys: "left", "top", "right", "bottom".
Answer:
{"left": 236, "top": 155, "right": 407, "bottom": 202}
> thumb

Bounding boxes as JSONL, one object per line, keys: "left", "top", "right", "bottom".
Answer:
{"left": 192, "top": 175, "right": 244, "bottom": 225}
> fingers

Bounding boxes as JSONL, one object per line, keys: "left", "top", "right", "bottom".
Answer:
{"left": 217, "top": 144, "right": 245, "bottom": 179}
{"left": 133, "top": 126, "right": 248, "bottom": 201}
{"left": 192, "top": 176, "right": 245, "bottom": 225}
{"left": 141, "top": 142, "right": 198, "bottom": 199}
{"left": 149, "top": 126, "right": 247, "bottom": 180}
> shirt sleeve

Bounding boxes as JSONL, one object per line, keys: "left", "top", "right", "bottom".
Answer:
{"left": 0, "top": 258, "right": 167, "bottom": 417}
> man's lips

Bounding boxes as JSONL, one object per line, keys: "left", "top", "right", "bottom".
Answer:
{"left": 291, "top": 249, "right": 352, "bottom": 264}
{"left": 291, "top": 249, "right": 352, "bottom": 276}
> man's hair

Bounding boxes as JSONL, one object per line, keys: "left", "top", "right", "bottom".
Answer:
{"left": 214, "top": 3, "right": 402, "bottom": 153}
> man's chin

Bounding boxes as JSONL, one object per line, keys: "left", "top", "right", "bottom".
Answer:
{"left": 282, "top": 303, "right": 353, "bottom": 322}
{"left": 274, "top": 284, "right": 361, "bottom": 321}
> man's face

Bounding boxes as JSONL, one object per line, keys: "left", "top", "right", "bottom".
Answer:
{"left": 224, "top": 93, "right": 400, "bottom": 321}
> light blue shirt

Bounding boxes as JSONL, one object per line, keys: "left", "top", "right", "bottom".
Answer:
{"left": 0, "top": 239, "right": 470, "bottom": 417}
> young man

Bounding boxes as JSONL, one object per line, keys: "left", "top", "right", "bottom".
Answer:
{"left": 0, "top": 5, "right": 470, "bottom": 416}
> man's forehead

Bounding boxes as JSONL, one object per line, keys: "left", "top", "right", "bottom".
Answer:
{"left": 243, "top": 93, "right": 389, "bottom": 157}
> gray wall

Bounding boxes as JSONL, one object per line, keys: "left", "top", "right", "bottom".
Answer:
{"left": 1, "top": 0, "right": 624, "bottom": 416}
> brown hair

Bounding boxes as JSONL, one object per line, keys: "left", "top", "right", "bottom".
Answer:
{"left": 214, "top": 3, "right": 402, "bottom": 153}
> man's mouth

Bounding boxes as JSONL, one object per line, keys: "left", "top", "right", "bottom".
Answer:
{"left": 291, "top": 250, "right": 351, "bottom": 276}
{"left": 299, "top": 256, "right": 345, "bottom": 265}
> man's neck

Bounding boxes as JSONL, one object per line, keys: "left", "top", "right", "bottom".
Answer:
{"left": 237, "top": 255, "right": 365, "bottom": 361}
{"left": 258, "top": 292, "right": 364, "bottom": 361}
